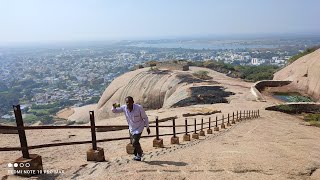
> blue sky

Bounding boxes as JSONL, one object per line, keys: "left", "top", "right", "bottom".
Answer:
{"left": 0, "top": 0, "right": 319, "bottom": 43}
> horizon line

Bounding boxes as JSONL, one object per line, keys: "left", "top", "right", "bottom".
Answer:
{"left": 1, "top": 32, "right": 320, "bottom": 47}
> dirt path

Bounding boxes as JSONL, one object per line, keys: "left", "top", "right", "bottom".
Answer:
{"left": 56, "top": 110, "right": 320, "bottom": 180}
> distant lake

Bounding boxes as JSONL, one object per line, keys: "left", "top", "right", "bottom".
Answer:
{"left": 129, "top": 42, "right": 279, "bottom": 50}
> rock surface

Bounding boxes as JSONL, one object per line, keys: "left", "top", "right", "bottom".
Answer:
{"left": 95, "top": 67, "right": 231, "bottom": 120}
{"left": 274, "top": 49, "right": 320, "bottom": 102}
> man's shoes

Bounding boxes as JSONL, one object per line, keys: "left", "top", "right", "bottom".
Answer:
{"left": 133, "top": 155, "right": 141, "bottom": 161}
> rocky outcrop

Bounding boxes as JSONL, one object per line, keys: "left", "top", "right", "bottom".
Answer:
{"left": 95, "top": 67, "right": 234, "bottom": 120}
{"left": 273, "top": 49, "right": 320, "bottom": 102}
{"left": 96, "top": 68, "right": 198, "bottom": 120}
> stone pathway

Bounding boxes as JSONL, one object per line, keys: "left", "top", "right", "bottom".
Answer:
{"left": 59, "top": 117, "right": 250, "bottom": 179}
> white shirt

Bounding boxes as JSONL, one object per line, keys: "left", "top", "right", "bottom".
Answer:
{"left": 111, "top": 104, "right": 149, "bottom": 135}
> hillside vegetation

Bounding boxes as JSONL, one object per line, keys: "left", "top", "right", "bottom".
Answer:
{"left": 189, "top": 60, "right": 279, "bottom": 82}
{"left": 304, "top": 113, "right": 320, "bottom": 127}
{"left": 287, "top": 46, "right": 320, "bottom": 64}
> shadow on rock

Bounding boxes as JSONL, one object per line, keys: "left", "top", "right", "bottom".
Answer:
{"left": 142, "top": 160, "right": 188, "bottom": 167}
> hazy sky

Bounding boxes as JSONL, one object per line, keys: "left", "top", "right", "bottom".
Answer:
{"left": 0, "top": 0, "right": 319, "bottom": 43}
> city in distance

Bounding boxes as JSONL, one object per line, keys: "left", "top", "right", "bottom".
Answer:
{"left": 1, "top": 35, "right": 320, "bottom": 125}
{"left": 1, "top": 0, "right": 320, "bottom": 179}
{"left": 0, "top": 0, "right": 319, "bottom": 126}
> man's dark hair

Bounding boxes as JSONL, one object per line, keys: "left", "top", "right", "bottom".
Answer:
{"left": 125, "top": 96, "right": 134, "bottom": 101}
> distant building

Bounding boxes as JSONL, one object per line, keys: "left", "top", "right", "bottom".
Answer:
{"left": 284, "top": 56, "right": 291, "bottom": 60}
{"left": 1, "top": 114, "right": 14, "bottom": 119}
{"left": 275, "top": 59, "right": 286, "bottom": 64}
{"left": 251, "top": 58, "right": 260, "bottom": 65}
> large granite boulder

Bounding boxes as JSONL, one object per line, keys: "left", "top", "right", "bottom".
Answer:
{"left": 274, "top": 49, "right": 320, "bottom": 102}
{"left": 96, "top": 68, "right": 204, "bottom": 120}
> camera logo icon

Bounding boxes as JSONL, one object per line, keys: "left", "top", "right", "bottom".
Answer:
{"left": 7, "top": 163, "right": 30, "bottom": 168}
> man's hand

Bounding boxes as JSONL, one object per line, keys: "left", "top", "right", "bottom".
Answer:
{"left": 147, "top": 128, "right": 151, "bottom": 135}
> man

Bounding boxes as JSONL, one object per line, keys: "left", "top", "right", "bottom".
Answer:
{"left": 111, "top": 96, "right": 150, "bottom": 161}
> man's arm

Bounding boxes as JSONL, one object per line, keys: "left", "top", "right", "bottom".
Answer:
{"left": 111, "top": 105, "right": 124, "bottom": 113}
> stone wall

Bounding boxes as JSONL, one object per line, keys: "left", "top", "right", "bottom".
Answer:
{"left": 250, "top": 80, "right": 292, "bottom": 102}
{"left": 254, "top": 80, "right": 292, "bottom": 92}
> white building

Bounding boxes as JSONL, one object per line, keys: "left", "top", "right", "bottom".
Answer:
{"left": 251, "top": 58, "right": 260, "bottom": 65}
{"left": 275, "top": 59, "right": 286, "bottom": 64}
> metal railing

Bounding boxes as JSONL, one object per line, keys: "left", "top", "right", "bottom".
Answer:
{"left": 0, "top": 105, "right": 260, "bottom": 161}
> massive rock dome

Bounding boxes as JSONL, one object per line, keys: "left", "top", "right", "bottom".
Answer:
{"left": 95, "top": 67, "right": 233, "bottom": 120}
{"left": 273, "top": 49, "right": 320, "bottom": 102}
{"left": 96, "top": 68, "right": 199, "bottom": 120}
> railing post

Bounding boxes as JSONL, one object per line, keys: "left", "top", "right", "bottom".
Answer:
{"left": 252, "top": 110, "right": 254, "bottom": 119}
{"left": 214, "top": 116, "right": 219, "bottom": 131}
{"left": 13, "top": 105, "right": 43, "bottom": 176}
{"left": 13, "top": 105, "right": 29, "bottom": 159}
{"left": 237, "top": 111, "right": 239, "bottom": 122}
{"left": 240, "top": 111, "right": 242, "bottom": 121}
{"left": 156, "top": 116, "right": 159, "bottom": 140}
{"left": 232, "top": 112, "right": 236, "bottom": 124}
{"left": 153, "top": 116, "right": 164, "bottom": 147}
{"left": 172, "top": 118, "right": 176, "bottom": 138}
{"left": 171, "top": 118, "right": 179, "bottom": 144}
{"left": 221, "top": 114, "right": 226, "bottom": 129}
{"left": 207, "top": 117, "right": 213, "bottom": 134}
{"left": 89, "top": 111, "right": 97, "bottom": 150}
{"left": 192, "top": 118, "right": 199, "bottom": 139}
{"left": 249, "top": 111, "right": 251, "bottom": 119}
{"left": 200, "top": 118, "right": 205, "bottom": 136}
{"left": 201, "top": 118, "right": 203, "bottom": 131}
{"left": 87, "top": 111, "right": 105, "bottom": 161}
{"left": 185, "top": 118, "right": 188, "bottom": 135}
{"left": 245, "top": 110, "right": 247, "bottom": 120}
{"left": 258, "top": 109, "right": 260, "bottom": 117}
{"left": 227, "top": 113, "right": 231, "bottom": 126}
{"left": 183, "top": 118, "right": 190, "bottom": 141}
